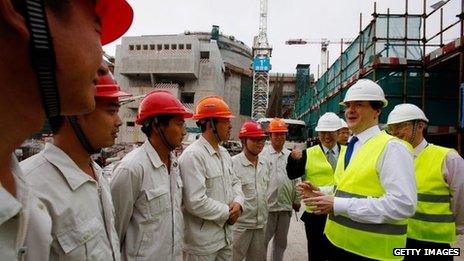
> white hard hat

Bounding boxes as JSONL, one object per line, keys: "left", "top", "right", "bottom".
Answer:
{"left": 340, "top": 118, "right": 348, "bottom": 129}
{"left": 315, "top": 112, "right": 342, "bottom": 132}
{"left": 387, "top": 103, "right": 428, "bottom": 125}
{"left": 340, "top": 79, "right": 388, "bottom": 107}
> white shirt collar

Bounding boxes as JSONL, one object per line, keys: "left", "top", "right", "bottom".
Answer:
{"left": 321, "top": 144, "right": 339, "bottom": 155}
{"left": 414, "top": 139, "right": 428, "bottom": 157}
{"left": 354, "top": 125, "right": 381, "bottom": 145}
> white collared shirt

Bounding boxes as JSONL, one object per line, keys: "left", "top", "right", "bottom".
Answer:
{"left": 110, "top": 140, "right": 183, "bottom": 261}
{"left": 20, "top": 143, "right": 120, "bottom": 261}
{"left": 0, "top": 155, "right": 52, "bottom": 261}
{"left": 321, "top": 144, "right": 339, "bottom": 159}
{"left": 415, "top": 139, "right": 464, "bottom": 234}
{"left": 334, "top": 125, "right": 417, "bottom": 223}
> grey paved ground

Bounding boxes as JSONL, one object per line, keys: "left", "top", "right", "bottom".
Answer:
{"left": 268, "top": 210, "right": 464, "bottom": 261}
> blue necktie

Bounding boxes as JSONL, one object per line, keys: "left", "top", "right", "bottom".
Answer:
{"left": 344, "top": 136, "right": 359, "bottom": 169}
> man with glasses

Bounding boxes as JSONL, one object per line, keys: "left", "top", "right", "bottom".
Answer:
{"left": 387, "top": 103, "right": 463, "bottom": 260}
{"left": 179, "top": 96, "right": 244, "bottom": 261}
{"left": 231, "top": 121, "right": 270, "bottom": 261}
{"left": 287, "top": 112, "right": 345, "bottom": 261}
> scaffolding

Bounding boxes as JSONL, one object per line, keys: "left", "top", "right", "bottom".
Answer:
{"left": 294, "top": 0, "right": 464, "bottom": 152}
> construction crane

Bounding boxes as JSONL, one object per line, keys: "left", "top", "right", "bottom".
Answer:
{"left": 285, "top": 38, "right": 352, "bottom": 75}
{"left": 251, "top": 0, "right": 273, "bottom": 120}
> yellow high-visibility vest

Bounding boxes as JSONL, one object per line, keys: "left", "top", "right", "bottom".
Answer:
{"left": 325, "top": 132, "right": 408, "bottom": 260}
{"left": 304, "top": 145, "right": 345, "bottom": 212}
{"left": 408, "top": 144, "right": 456, "bottom": 243}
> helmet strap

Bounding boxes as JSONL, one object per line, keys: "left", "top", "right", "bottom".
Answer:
{"left": 153, "top": 117, "right": 175, "bottom": 151}
{"left": 25, "top": 0, "right": 60, "bottom": 117}
{"left": 68, "top": 116, "right": 100, "bottom": 154}
{"left": 210, "top": 118, "right": 222, "bottom": 144}
{"left": 409, "top": 121, "right": 418, "bottom": 145}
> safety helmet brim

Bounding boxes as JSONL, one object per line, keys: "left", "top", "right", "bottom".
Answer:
{"left": 96, "top": 0, "right": 134, "bottom": 45}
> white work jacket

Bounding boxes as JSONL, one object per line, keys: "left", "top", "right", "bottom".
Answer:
{"left": 232, "top": 152, "right": 270, "bottom": 229}
{"left": 0, "top": 155, "right": 52, "bottom": 261}
{"left": 20, "top": 143, "right": 120, "bottom": 261}
{"left": 110, "top": 140, "right": 183, "bottom": 261}
{"left": 179, "top": 136, "right": 245, "bottom": 255}
{"left": 261, "top": 146, "right": 300, "bottom": 212}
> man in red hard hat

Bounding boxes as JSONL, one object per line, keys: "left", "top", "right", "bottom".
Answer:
{"left": 179, "top": 96, "right": 244, "bottom": 261}
{"left": 20, "top": 71, "right": 131, "bottom": 260}
{"left": 110, "top": 90, "right": 193, "bottom": 261}
{"left": 232, "top": 121, "right": 270, "bottom": 261}
{"left": 1, "top": 0, "right": 133, "bottom": 259}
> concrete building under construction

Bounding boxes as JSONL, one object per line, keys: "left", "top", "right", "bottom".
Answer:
{"left": 114, "top": 30, "right": 296, "bottom": 143}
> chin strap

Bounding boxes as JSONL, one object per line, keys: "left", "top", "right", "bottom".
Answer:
{"left": 25, "top": 0, "right": 61, "bottom": 117}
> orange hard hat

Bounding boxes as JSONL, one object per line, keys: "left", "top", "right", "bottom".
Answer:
{"left": 193, "top": 96, "right": 234, "bottom": 120}
{"left": 96, "top": 0, "right": 134, "bottom": 45}
{"left": 95, "top": 74, "right": 131, "bottom": 99}
{"left": 268, "top": 118, "right": 288, "bottom": 133}
{"left": 239, "top": 121, "right": 267, "bottom": 139}
{"left": 136, "top": 90, "right": 193, "bottom": 125}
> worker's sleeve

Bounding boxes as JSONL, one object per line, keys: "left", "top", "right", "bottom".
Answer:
{"left": 286, "top": 150, "right": 307, "bottom": 180}
{"left": 230, "top": 164, "right": 245, "bottom": 209}
{"left": 334, "top": 140, "right": 417, "bottom": 223}
{"left": 443, "top": 151, "right": 464, "bottom": 235}
{"left": 110, "top": 165, "right": 142, "bottom": 242}
{"left": 179, "top": 150, "right": 230, "bottom": 227}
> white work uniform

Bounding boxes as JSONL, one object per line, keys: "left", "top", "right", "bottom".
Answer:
{"left": 415, "top": 139, "right": 464, "bottom": 234}
{"left": 179, "top": 136, "right": 245, "bottom": 260}
{"left": 20, "top": 143, "right": 120, "bottom": 261}
{"left": 110, "top": 140, "right": 183, "bottom": 261}
{"left": 231, "top": 152, "right": 270, "bottom": 261}
{"left": 333, "top": 126, "right": 417, "bottom": 223}
{"left": 261, "top": 146, "right": 299, "bottom": 261}
{"left": 0, "top": 155, "right": 52, "bottom": 261}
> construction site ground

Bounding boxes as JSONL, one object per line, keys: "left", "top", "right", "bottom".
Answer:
{"left": 268, "top": 209, "right": 464, "bottom": 260}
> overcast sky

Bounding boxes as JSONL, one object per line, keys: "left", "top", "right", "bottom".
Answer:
{"left": 104, "top": 0, "right": 460, "bottom": 74}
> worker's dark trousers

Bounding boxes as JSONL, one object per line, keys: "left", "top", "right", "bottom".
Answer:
{"left": 301, "top": 212, "right": 332, "bottom": 261}
{"left": 405, "top": 238, "right": 452, "bottom": 261}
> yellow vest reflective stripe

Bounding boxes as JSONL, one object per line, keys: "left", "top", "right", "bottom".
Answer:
{"left": 325, "top": 131, "right": 408, "bottom": 260}
{"left": 304, "top": 145, "right": 341, "bottom": 212}
{"left": 408, "top": 144, "right": 456, "bottom": 243}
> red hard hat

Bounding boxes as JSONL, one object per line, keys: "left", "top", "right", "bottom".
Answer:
{"left": 193, "top": 96, "right": 234, "bottom": 120}
{"left": 95, "top": 74, "right": 131, "bottom": 99}
{"left": 239, "top": 121, "right": 267, "bottom": 139}
{"left": 96, "top": 0, "right": 134, "bottom": 45}
{"left": 136, "top": 90, "right": 193, "bottom": 125}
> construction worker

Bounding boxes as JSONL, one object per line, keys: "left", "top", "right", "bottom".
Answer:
{"left": 110, "top": 90, "right": 192, "bottom": 261}
{"left": 301, "top": 79, "right": 417, "bottom": 260}
{"left": 231, "top": 121, "right": 270, "bottom": 261}
{"left": 387, "top": 103, "right": 464, "bottom": 259}
{"left": 262, "top": 118, "right": 300, "bottom": 261}
{"left": 19, "top": 72, "right": 131, "bottom": 260}
{"left": 337, "top": 119, "right": 350, "bottom": 145}
{"left": 0, "top": 1, "right": 133, "bottom": 259}
{"left": 179, "top": 96, "right": 244, "bottom": 261}
{"left": 287, "top": 112, "right": 344, "bottom": 261}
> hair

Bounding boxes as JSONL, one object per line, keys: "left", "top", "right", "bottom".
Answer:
{"left": 369, "top": 101, "right": 384, "bottom": 110}
{"left": 141, "top": 114, "right": 176, "bottom": 138}
{"left": 196, "top": 118, "right": 218, "bottom": 133}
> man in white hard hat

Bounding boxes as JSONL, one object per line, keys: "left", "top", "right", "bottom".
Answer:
{"left": 387, "top": 103, "right": 463, "bottom": 259}
{"left": 288, "top": 112, "right": 345, "bottom": 261}
{"left": 301, "top": 79, "right": 417, "bottom": 260}
{"left": 337, "top": 119, "right": 350, "bottom": 145}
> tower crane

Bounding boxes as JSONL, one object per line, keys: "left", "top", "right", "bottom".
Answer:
{"left": 251, "top": 0, "right": 272, "bottom": 120}
{"left": 285, "top": 38, "right": 352, "bottom": 75}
